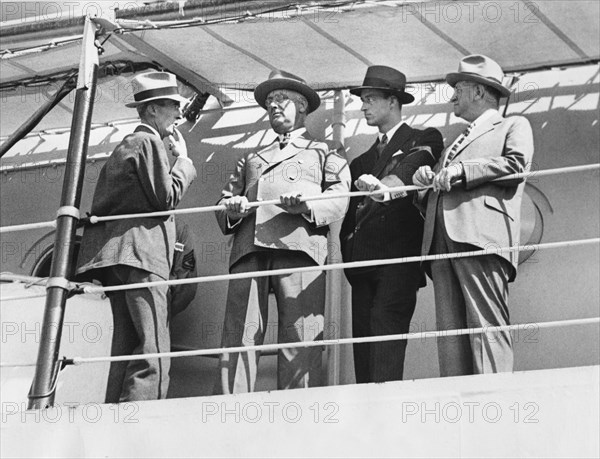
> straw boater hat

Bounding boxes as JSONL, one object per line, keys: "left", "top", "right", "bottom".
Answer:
{"left": 350, "top": 65, "right": 415, "bottom": 104}
{"left": 125, "top": 71, "right": 188, "bottom": 108}
{"left": 446, "top": 54, "right": 511, "bottom": 97}
{"left": 254, "top": 69, "right": 321, "bottom": 114}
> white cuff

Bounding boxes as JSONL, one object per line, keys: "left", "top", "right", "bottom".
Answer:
{"left": 226, "top": 215, "right": 243, "bottom": 230}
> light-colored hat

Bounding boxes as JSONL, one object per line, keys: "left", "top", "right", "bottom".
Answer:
{"left": 254, "top": 69, "right": 321, "bottom": 114}
{"left": 350, "top": 65, "right": 415, "bottom": 104}
{"left": 446, "top": 54, "right": 511, "bottom": 97}
{"left": 125, "top": 71, "right": 188, "bottom": 108}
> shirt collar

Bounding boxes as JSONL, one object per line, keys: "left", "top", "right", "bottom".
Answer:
{"left": 277, "top": 127, "right": 306, "bottom": 143}
{"left": 138, "top": 123, "right": 161, "bottom": 138}
{"left": 379, "top": 121, "right": 404, "bottom": 142}
{"left": 470, "top": 109, "right": 498, "bottom": 129}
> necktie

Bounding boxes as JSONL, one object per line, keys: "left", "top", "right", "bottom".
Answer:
{"left": 279, "top": 132, "right": 291, "bottom": 149}
{"left": 376, "top": 134, "right": 388, "bottom": 157}
{"left": 444, "top": 124, "right": 473, "bottom": 166}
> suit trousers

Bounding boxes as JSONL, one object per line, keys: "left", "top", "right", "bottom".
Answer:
{"left": 104, "top": 265, "right": 170, "bottom": 403}
{"left": 217, "top": 251, "right": 325, "bottom": 394}
{"left": 350, "top": 264, "right": 421, "bottom": 383}
{"left": 430, "top": 201, "right": 514, "bottom": 376}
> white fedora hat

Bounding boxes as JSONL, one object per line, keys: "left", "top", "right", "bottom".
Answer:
{"left": 446, "top": 54, "right": 511, "bottom": 97}
{"left": 125, "top": 71, "right": 188, "bottom": 108}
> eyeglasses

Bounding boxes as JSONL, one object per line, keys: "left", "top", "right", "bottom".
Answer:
{"left": 454, "top": 84, "right": 476, "bottom": 97}
{"left": 265, "top": 93, "right": 291, "bottom": 106}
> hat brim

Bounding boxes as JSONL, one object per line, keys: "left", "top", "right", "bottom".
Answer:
{"left": 349, "top": 86, "right": 415, "bottom": 104}
{"left": 446, "top": 73, "right": 511, "bottom": 97}
{"left": 125, "top": 94, "right": 188, "bottom": 108}
{"left": 254, "top": 79, "right": 321, "bottom": 114}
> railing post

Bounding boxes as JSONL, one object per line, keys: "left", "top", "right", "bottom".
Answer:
{"left": 28, "top": 18, "right": 99, "bottom": 409}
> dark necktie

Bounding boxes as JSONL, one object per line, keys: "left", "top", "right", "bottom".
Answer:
{"left": 279, "top": 132, "right": 291, "bottom": 149}
{"left": 376, "top": 134, "right": 388, "bottom": 157}
{"left": 444, "top": 124, "right": 473, "bottom": 166}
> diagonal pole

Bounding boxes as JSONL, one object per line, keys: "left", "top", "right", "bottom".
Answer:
{"left": 28, "top": 17, "right": 99, "bottom": 409}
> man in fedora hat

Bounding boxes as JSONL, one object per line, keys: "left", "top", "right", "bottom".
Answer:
{"left": 215, "top": 69, "right": 350, "bottom": 393}
{"left": 76, "top": 71, "right": 197, "bottom": 402}
{"left": 412, "top": 54, "right": 534, "bottom": 376}
{"left": 340, "top": 65, "right": 444, "bottom": 384}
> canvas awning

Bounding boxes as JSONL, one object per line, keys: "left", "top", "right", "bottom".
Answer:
{"left": 1, "top": 0, "right": 599, "bottom": 135}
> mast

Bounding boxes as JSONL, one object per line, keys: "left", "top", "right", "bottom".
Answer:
{"left": 27, "top": 17, "right": 99, "bottom": 409}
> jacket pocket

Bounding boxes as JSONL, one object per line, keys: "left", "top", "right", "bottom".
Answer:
{"left": 484, "top": 196, "right": 514, "bottom": 221}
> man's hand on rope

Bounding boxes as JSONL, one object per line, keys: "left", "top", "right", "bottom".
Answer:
{"left": 279, "top": 192, "right": 311, "bottom": 215}
{"left": 223, "top": 195, "right": 255, "bottom": 220}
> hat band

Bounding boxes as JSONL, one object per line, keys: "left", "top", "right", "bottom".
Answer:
{"left": 459, "top": 72, "right": 503, "bottom": 85}
{"left": 362, "top": 76, "right": 406, "bottom": 92}
{"left": 134, "top": 86, "right": 179, "bottom": 102}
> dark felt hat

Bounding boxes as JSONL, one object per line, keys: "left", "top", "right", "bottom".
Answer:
{"left": 350, "top": 65, "right": 415, "bottom": 104}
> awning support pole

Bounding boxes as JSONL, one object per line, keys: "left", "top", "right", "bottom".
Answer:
{"left": 28, "top": 18, "right": 99, "bottom": 410}
{"left": 326, "top": 89, "right": 350, "bottom": 387}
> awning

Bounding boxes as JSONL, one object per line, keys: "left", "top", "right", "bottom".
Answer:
{"left": 1, "top": 0, "right": 598, "bottom": 135}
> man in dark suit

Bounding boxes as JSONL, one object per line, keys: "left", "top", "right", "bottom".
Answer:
{"left": 413, "top": 55, "right": 534, "bottom": 376}
{"left": 215, "top": 70, "right": 351, "bottom": 394}
{"left": 340, "top": 66, "right": 444, "bottom": 384}
{"left": 76, "top": 71, "right": 197, "bottom": 402}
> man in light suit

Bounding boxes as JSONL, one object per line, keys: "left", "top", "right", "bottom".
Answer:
{"left": 76, "top": 71, "right": 197, "bottom": 402}
{"left": 215, "top": 70, "right": 351, "bottom": 393}
{"left": 340, "top": 65, "right": 444, "bottom": 383}
{"left": 413, "top": 55, "right": 534, "bottom": 376}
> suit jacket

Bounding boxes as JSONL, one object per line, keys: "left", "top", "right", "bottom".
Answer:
{"left": 340, "top": 124, "right": 444, "bottom": 278}
{"left": 420, "top": 112, "right": 534, "bottom": 281}
{"left": 215, "top": 133, "right": 351, "bottom": 269}
{"left": 76, "top": 125, "right": 197, "bottom": 281}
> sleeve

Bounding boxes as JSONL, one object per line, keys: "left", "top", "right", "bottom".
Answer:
{"left": 339, "top": 156, "right": 364, "bottom": 241}
{"left": 215, "top": 154, "right": 248, "bottom": 235}
{"left": 136, "top": 136, "right": 197, "bottom": 211}
{"left": 309, "top": 147, "right": 352, "bottom": 228}
{"left": 382, "top": 127, "right": 444, "bottom": 202}
{"left": 461, "top": 116, "right": 534, "bottom": 190}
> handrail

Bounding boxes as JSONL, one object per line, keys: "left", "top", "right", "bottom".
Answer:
{"left": 1, "top": 163, "right": 598, "bottom": 234}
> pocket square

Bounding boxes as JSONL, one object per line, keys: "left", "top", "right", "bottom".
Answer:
{"left": 392, "top": 149, "right": 405, "bottom": 158}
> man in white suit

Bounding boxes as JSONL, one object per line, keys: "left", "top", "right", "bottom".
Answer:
{"left": 413, "top": 55, "right": 534, "bottom": 376}
{"left": 215, "top": 70, "right": 351, "bottom": 393}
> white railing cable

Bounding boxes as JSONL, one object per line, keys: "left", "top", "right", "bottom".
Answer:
{"left": 79, "top": 238, "right": 599, "bottom": 295}
{"left": 1, "top": 164, "right": 598, "bottom": 233}
{"left": 1, "top": 237, "right": 598, "bottom": 301}
{"left": 1, "top": 317, "right": 597, "bottom": 368}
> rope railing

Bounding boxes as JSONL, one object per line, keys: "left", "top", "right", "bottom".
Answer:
{"left": 1, "top": 317, "right": 597, "bottom": 368}
{"left": 1, "top": 238, "right": 598, "bottom": 298}
{"left": 79, "top": 238, "right": 599, "bottom": 295}
{"left": 1, "top": 164, "right": 598, "bottom": 234}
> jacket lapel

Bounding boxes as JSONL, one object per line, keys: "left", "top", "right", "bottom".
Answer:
{"left": 371, "top": 124, "right": 413, "bottom": 178}
{"left": 449, "top": 112, "right": 504, "bottom": 162}
{"left": 261, "top": 135, "right": 311, "bottom": 174}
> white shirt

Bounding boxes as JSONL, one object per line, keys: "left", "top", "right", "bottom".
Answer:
{"left": 379, "top": 121, "right": 404, "bottom": 144}
{"left": 445, "top": 108, "right": 498, "bottom": 158}
{"left": 277, "top": 127, "right": 306, "bottom": 145}
{"left": 373, "top": 121, "right": 406, "bottom": 202}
